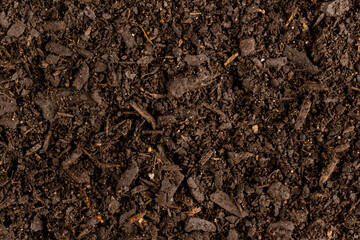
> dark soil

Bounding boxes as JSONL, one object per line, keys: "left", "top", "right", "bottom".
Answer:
{"left": 1, "top": 0, "right": 360, "bottom": 239}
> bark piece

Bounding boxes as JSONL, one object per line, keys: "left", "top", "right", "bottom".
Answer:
{"left": 73, "top": 63, "right": 89, "bottom": 90}
{"left": 185, "top": 217, "right": 216, "bottom": 232}
{"left": 7, "top": 21, "right": 26, "bottom": 37}
{"left": 284, "top": 45, "right": 319, "bottom": 74}
{"left": 294, "top": 98, "right": 312, "bottom": 130}
{"left": 45, "top": 42, "right": 73, "bottom": 56}
{"left": 210, "top": 191, "right": 246, "bottom": 217}
{"left": 117, "top": 165, "right": 139, "bottom": 188}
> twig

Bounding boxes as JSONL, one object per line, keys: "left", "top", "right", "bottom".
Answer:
{"left": 224, "top": 52, "right": 239, "bottom": 66}
{"left": 284, "top": 7, "right": 298, "bottom": 28}
{"left": 137, "top": 25, "right": 153, "bottom": 45}
{"left": 57, "top": 112, "right": 74, "bottom": 118}
{"left": 351, "top": 86, "right": 360, "bottom": 92}
{"left": 130, "top": 102, "right": 157, "bottom": 129}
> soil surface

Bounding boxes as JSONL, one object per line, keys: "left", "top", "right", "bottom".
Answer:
{"left": 1, "top": 0, "right": 360, "bottom": 239}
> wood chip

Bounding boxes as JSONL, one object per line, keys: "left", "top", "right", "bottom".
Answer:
{"left": 185, "top": 217, "right": 216, "bottom": 232}
{"left": 199, "top": 150, "right": 214, "bottom": 165}
{"left": 320, "top": 157, "right": 340, "bottom": 184}
{"left": 284, "top": 45, "right": 320, "bottom": 74}
{"left": 130, "top": 102, "right": 157, "bottom": 129}
{"left": 294, "top": 98, "right": 312, "bottom": 130}
{"left": 210, "top": 191, "right": 247, "bottom": 218}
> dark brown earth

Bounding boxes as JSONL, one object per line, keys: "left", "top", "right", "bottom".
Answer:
{"left": 1, "top": 0, "right": 360, "bottom": 239}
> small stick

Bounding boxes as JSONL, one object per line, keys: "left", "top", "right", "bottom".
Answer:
{"left": 224, "top": 52, "right": 239, "bottom": 66}
{"left": 284, "top": 7, "right": 298, "bottom": 28}
{"left": 351, "top": 86, "right": 360, "bottom": 92}
{"left": 57, "top": 112, "right": 74, "bottom": 118}
{"left": 130, "top": 102, "right": 157, "bottom": 129}
{"left": 137, "top": 25, "right": 153, "bottom": 45}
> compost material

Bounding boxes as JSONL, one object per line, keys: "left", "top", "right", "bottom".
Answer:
{"left": 0, "top": 0, "right": 360, "bottom": 239}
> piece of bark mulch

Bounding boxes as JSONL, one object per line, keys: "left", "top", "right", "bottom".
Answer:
{"left": 0, "top": 94, "right": 17, "bottom": 116}
{"left": 267, "top": 182, "right": 291, "bottom": 201}
{"left": 268, "top": 221, "right": 295, "bottom": 239}
{"left": 187, "top": 177, "right": 205, "bottom": 203}
{"left": 158, "top": 171, "right": 184, "bottom": 207}
{"left": 184, "top": 217, "right": 217, "bottom": 232}
{"left": 210, "top": 191, "right": 248, "bottom": 218}
{"left": 117, "top": 165, "right": 139, "bottom": 188}
{"left": 294, "top": 98, "right": 312, "bottom": 130}
{"left": 168, "top": 69, "right": 218, "bottom": 98}
{"left": 284, "top": 45, "right": 320, "bottom": 74}
{"left": 73, "top": 63, "right": 90, "bottom": 90}
{"left": 7, "top": 21, "right": 26, "bottom": 37}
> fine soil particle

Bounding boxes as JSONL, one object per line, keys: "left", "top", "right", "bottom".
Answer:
{"left": 1, "top": 1, "right": 360, "bottom": 239}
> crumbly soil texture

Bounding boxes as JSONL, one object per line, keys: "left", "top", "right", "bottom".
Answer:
{"left": 1, "top": 0, "right": 360, "bottom": 239}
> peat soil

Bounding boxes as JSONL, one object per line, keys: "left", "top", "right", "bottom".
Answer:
{"left": 1, "top": 0, "right": 360, "bottom": 239}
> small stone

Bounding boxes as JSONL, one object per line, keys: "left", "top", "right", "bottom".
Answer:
{"left": 251, "top": 125, "right": 259, "bottom": 134}
{"left": 240, "top": 38, "right": 255, "bottom": 56}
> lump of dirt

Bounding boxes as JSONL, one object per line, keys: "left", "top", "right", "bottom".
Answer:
{"left": 266, "top": 57, "right": 288, "bottom": 69}
{"left": 240, "top": 38, "right": 255, "bottom": 57}
{"left": 0, "top": 95, "right": 17, "bottom": 116}
{"left": 268, "top": 221, "right": 295, "bottom": 240}
{"left": 30, "top": 216, "right": 43, "bottom": 232}
{"left": 7, "top": 21, "right": 26, "bottom": 37}
{"left": 185, "top": 217, "right": 216, "bottom": 232}
{"left": 137, "top": 56, "right": 154, "bottom": 65}
{"left": 108, "top": 198, "right": 121, "bottom": 214}
{"left": 183, "top": 54, "right": 208, "bottom": 66}
{"left": 227, "top": 229, "right": 240, "bottom": 240}
{"left": 268, "top": 182, "right": 291, "bottom": 201}
{"left": 43, "top": 21, "right": 66, "bottom": 32}
{"left": 94, "top": 61, "right": 107, "bottom": 72}
{"left": 0, "top": 12, "right": 10, "bottom": 28}
{"left": 321, "top": 0, "right": 350, "bottom": 17}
